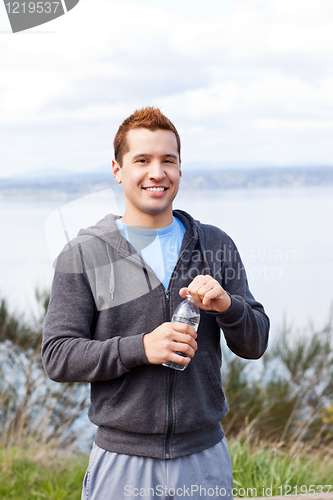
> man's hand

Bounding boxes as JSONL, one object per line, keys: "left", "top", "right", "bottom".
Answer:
{"left": 143, "top": 322, "right": 197, "bottom": 366}
{"left": 179, "top": 275, "right": 231, "bottom": 313}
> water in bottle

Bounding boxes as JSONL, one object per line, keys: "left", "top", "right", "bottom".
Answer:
{"left": 163, "top": 292, "right": 200, "bottom": 371}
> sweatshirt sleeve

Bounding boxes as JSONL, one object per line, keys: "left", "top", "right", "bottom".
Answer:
{"left": 209, "top": 236, "right": 269, "bottom": 360}
{"left": 42, "top": 242, "right": 149, "bottom": 384}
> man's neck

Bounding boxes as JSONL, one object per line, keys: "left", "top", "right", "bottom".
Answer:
{"left": 120, "top": 210, "right": 174, "bottom": 229}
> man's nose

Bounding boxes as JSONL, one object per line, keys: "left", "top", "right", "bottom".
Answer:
{"left": 147, "top": 161, "right": 166, "bottom": 180}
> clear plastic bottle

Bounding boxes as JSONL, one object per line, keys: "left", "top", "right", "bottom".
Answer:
{"left": 163, "top": 292, "right": 200, "bottom": 371}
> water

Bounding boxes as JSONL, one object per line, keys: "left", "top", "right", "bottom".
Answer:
{"left": 172, "top": 315, "right": 200, "bottom": 331}
{"left": 163, "top": 296, "right": 201, "bottom": 371}
{"left": 163, "top": 313, "right": 200, "bottom": 371}
{"left": 177, "top": 186, "right": 333, "bottom": 336}
{"left": 165, "top": 314, "right": 201, "bottom": 371}
{"left": 162, "top": 359, "right": 188, "bottom": 371}
{"left": 1, "top": 185, "right": 332, "bottom": 335}
{"left": 1, "top": 184, "right": 332, "bottom": 448}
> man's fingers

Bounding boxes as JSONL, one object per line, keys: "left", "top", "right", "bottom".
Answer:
{"left": 170, "top": 325, "right": 198, "bottom": 354}
{"left": 171, "top": 334, "right": 196, "bottom": 357}
{"left": 200, "top": 287, "right": 223, "bottom": 306}
{"left": 170, "top": 340, "right": 196, "bottom": 358}
{"left": 184, "top": 275, "right": 230, "bottom": 311}
{"left": 171, "top": 352, "right": 192, "bottom": 365}
{"left": 144, "top": 322, "right": 198, "bottom": 365}
{"left": 172, "top": 321, "right": 197, "bottom": 338}
{"left": 187, "top": 275, "right": 215, "bottom": 298}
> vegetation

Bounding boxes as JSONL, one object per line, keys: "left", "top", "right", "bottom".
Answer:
{"left": 229, "top": 438, "right": 333, "bottom": 496}
{"left": 1, "top": 440, "right": 333, "bottom": 499}
{"left": 221, "top": 309, "right": 333, "bottom": 495}
{"left": 0, "top": 293, "right": 332, "bottom": 498}
{"left": 222, "top": 310, "right": 333, "bottom": 451}
{"left": 0, "top": 291, "right": 89, "bottom": 450}
{"left": 0, "top": 446, "right": 87, "bottom": 500}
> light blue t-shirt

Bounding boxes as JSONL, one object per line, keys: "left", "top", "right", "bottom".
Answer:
{"left": 115, "top": 217, "right": 186, "bottom": 289}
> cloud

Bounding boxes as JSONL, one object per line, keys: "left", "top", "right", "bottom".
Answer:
{"left": 1, "top": 0, "right": 333, "bottom": 177}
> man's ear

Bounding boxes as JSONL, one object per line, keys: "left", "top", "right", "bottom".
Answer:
{"left": 112, "top": 160, "right": 122, "bottom": 184}
{"left": 179, "top": 162, "right": 182, "bottom": 178}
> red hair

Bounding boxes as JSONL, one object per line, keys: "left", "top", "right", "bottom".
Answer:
{"left": 114, "top": 107, "right": 181, "bottom": 166}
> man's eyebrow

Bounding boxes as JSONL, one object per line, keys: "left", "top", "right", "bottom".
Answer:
{"left": 132, "top": 154, "right": 151, "bottom": 159}
{"left": 163, "top": 154, "right": 178, "bottom": 160}
{"left": 132, "top": 153, "right": 178, "bottom": 160}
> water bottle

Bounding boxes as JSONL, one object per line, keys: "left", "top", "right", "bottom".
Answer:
{"left": 163, "top": 292, "right": 200, "bottom": 371}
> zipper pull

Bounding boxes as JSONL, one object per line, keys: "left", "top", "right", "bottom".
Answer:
{"left": 165, "top": 289, "right": 170, "bottom": 301}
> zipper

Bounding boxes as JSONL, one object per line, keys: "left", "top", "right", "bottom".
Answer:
{"left": 163, "top": 237, "right": 196, "bottom": 459}
{"left": 165, "top": 371, "right": 174, "bottom": 459}
{"left": 164, "top": 287, "right": 173, "bottom": 459}
{"left": 115, "top": 219, "right": 199, "bottom": 459}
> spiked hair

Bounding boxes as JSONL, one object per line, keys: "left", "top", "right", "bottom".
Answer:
{"left": 114, "top": 107, "right": 181, "bottom": 166}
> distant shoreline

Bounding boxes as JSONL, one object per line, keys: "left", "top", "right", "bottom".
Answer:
{"left": 1, "top": 166, "right": 333, "bottom": 196}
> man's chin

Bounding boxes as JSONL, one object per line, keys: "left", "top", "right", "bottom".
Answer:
{"left": 143, "top": 207, "right": 172, "bottom": 216}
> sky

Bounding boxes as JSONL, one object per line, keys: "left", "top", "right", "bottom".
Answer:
{"left": 1, "top": 0, "right": 333, "bottom": 178}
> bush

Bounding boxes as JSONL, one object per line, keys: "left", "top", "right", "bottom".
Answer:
{"left": 222, "top": 309, "right": 333, "bottom": 452}
{"left": 0, "top": 291, "right": 89, "bottom": 450}
{"left": 1, "top": 289, "right": 333, "bottom": 458}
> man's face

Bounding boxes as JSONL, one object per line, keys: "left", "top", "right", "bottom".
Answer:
{"left": 112, "top": 128, "right": 182, "bottom": 227}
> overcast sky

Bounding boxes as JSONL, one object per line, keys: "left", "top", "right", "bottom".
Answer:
{"left": 1, "top": 0, "right": 333, "bottom": 178}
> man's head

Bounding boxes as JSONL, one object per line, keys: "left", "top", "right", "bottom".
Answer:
{"left": 114, "top": 107, "right": 181, "bottom": 167}
{"left": 112, "top": 108, "right": 182, "bottom": 228}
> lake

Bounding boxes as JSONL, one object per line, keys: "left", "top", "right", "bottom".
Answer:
{"left": 1, "top": 185, "right": 333, "bottom": 339}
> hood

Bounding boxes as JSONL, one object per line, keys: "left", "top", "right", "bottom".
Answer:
{"left": 77, "top": 210, "right": 198, "bottom": 246}
{"left": 71, "top": 210, "right": 209, "bottom": 309}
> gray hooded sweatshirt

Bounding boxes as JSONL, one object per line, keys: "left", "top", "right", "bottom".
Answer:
{"left": 42, "top": 209, "right": 269, "bottom": 459}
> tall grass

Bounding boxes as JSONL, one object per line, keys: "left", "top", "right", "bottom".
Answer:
{"left": 0, "top": 445, "right": 87, "bottom": 500}
{"left": 229, "top": 437, "right": 333, "bottom": 496}
{"left": 0, "top": 291, "right": 89, "bottom": 450}
{"left": 1, "top": 440, "right": 332, "bottom": 499}
{"left": 222, "top": 308, "right": 333, "bottom": 454}
{"left": 1, "top": 293, "right": 333, "bottom": 498}
{"left": 1, "top": 292, "right": 333, "bottom": 452}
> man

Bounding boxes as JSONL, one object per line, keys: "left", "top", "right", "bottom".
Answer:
{"left": 42, "top": 107, "right": 269, "bottom": 499}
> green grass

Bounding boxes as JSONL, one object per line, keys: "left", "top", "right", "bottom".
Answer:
{"left": 1, "top": 441, "right": 332, "bottom": 499}
{"left": 1, "top": 295, "right": 333, "bottom": 498}
{"left": 0, "top": 447, "right": 88, "bottom": 500}
{"left": 229, "top": 438, "right": 333, "bottom": 497}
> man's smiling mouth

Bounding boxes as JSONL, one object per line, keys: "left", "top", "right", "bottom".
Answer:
{"left": 142, "top": 187, "right": 168, "bottom": 192}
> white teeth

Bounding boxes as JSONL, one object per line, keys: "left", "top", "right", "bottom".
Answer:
{"left": 145, "top": 187, "right": 166, "bottom": 192}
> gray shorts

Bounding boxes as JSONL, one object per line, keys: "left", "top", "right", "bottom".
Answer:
{"left": 81, "top": 438, "right": 233, "bottom": 500}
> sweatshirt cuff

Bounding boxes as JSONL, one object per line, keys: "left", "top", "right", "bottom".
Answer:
{"left": 118, "top": 333, "right": 150, "bottom": 370}
{"left": 207, "top": 295, "right": 245, "bottom": 325}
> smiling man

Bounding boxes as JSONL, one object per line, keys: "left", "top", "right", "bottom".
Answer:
{"left": 42, "top": 107, "right": 269, "bottom": 500}
{"left": 112, "top": 127, "right": 182, "bottom": 228}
